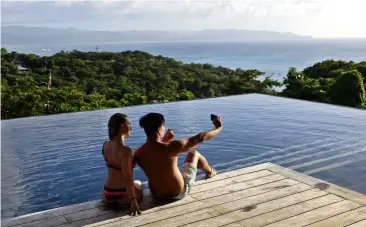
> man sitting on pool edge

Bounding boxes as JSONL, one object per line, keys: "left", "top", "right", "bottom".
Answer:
{"left": 133, "top": 113, "right": 222, "bottom": 200}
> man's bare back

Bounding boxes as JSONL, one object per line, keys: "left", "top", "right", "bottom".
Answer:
{"left": 135, "top": 113, "right": 222, "bottom": 200}
{"left": 135, "top": 141, "right": 185, "bottom": 197}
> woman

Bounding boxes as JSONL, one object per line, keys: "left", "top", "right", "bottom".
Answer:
{"left": 101, "top": 113, "right": 143, "bottom": 215}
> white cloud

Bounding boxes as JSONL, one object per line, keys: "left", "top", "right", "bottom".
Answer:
{"left": 1, "top": 0, "right": 366, "bottom": 37}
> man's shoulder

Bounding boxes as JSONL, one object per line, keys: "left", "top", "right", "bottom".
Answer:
{"left": 161, "top": 143, "right": 182, "bottom": 157}
{"left": 134, "top": 145, "right": 144, "bottom": 156}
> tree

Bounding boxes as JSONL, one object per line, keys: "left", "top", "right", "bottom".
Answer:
{"left": 330, "top": 70, "right": 366, "bottom": 107}
{"left": 178, "top": 90, "right": 195, "bottom": 100}
{"left": 303, "top": 60, "right": 355, "bottom": 78}
{"left": 106, "top": 99, "right": 120, "bottom": 108}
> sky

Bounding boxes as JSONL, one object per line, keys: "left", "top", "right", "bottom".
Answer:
{"left": 1, "top": 0, "right": 366, "bottom": 38}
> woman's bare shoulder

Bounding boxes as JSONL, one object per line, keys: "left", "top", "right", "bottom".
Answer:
{"left": 120, "top": 145, "right": 133, "bottom": 157}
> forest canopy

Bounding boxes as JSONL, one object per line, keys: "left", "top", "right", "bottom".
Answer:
{"left": 1, "top": 48, "right": 365, "bottom": 120}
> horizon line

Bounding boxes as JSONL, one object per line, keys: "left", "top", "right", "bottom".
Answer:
{"left": 2, "top": 25, "right": 366, "bottom": 39}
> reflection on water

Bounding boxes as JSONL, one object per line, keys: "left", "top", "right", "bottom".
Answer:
{"left": 1, "top": 94, "right": 366, "bottom": 218}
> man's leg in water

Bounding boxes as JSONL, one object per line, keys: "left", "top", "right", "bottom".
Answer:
{"left": 184, "top": 150, "right": 217, "bottom": 179}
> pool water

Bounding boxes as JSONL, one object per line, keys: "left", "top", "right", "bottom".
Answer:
{"left": 1, "top": 94, "right": 366, "bottom": 218}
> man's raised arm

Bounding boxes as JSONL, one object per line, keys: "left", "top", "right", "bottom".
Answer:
{"left": 168, "top": 115, "right": 222, "bottom": 153}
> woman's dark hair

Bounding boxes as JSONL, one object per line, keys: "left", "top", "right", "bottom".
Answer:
{"left": 108, "top": 113, "right": 128, "bottom": 140}
{"left": 139, "top": 113, "right": 165, "bottom": 136}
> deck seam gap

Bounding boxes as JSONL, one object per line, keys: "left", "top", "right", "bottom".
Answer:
{"left": 266, "top": 164, "right": 366, "bottom": 205}
{"left": 217, "top": 187, "right": 315, "bottom": 215}
{"left": 63, "top": 215, "right": 72, "bottom": 224}
{"left": 327, "top": 194, "right": 366, "bottom": 206}
{"left": 263, "top": 200, "right": 350, "bottom": 227}
{"left": 135, "top": 207, "right": 221, "bottom": 227}
{"left": 344, "top": 218, "right": 366, "bottom": 227}
{"left": 302, "top": 205, "right": 365, "bottom": 227}
{"left": 190, "top": 175, "right": 288, "bottom": 198}
{"left": 193, "top": 169, "right": 271, "bottom": 186}
{"left": 191, "top": 172, "right": 276, "bottom": 193}
{"left": 236, "top": 196, "right": 343, "bottom": 227}
{"left": 173, "top": 188, "right": 319, "bottom": 227}
{"left": 191, "top": 181, "right": 301, "bottom": 202}
{"left": 231, "top": 192, "right": 332, "bottom": 225}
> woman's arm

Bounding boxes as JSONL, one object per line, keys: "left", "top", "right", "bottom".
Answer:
{"left": 122, "top": 147, "right": 141, "bottom": 215}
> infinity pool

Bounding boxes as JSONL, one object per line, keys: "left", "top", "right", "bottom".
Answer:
{"left": 2, "top": 94, "right": 366, "bottom": 218}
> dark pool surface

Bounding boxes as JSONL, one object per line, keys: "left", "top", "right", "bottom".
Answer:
{"left": 1, "top": 94, "right": 366, "bottom": 218}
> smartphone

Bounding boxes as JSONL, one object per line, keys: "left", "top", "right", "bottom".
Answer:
{"left": 211, "top": 114, "right": 219, "bottom": 121}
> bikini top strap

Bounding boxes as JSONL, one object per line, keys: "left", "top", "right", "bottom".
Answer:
{"left": 102, "top": 141, "right": 108, "bottom": 156}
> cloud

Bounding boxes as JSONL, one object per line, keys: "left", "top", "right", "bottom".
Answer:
{"left": 1, "top": 0, "right": 365, "bottom": 37}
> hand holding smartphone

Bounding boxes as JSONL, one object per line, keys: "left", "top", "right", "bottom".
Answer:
{"left": 211, "top": 114, "right": 222, "bottom": 128}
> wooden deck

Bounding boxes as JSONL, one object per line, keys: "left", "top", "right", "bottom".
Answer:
{"left": 2, "top": 163, "right": 366, "bottom": 227}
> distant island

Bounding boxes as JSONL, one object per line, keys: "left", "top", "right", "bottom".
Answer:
{"left": 1, "top": 26, "right": 313, "bottom": 45}
{"left": 1, "top": 48, "right": 365, "bottom": 119}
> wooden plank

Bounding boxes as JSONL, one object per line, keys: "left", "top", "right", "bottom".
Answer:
{"left": 183, "top": 188, "right": 331, "bottom": 227}
{"left": 141, "top": 208, "right": 220, "bottom": 227}
{"left": 65, "top": 207, "right": 113, "bottom": 223}
{"left": 266, "top": 163, "right": 366, "bottom": 205}
{"left": 56, "top": 212, "right": 123, "bottom": 227}
{"left": 263, "top": 200, "right": 362, "bottom": 227}
{"left": 87, "top": 200, "right": 208, "bottom": 227}
{"left": 223, "top": 223, "right": 244, "bottom": 227}
{"left": 194, "top": 163, "right": 272, "bottom": 185}
{"left": 65, "top": 169, "right": 274, "bottom": 225}
{"left": 70, "top": 170, "right": 273, "bottom": 225}
{"left": 2, "top": 188, "right": 153, "bottom": 227}
{"left": 86, "top": 182, "right": 309, "bottom": 227}
{"left": 239, "top": 194, "right": 343, "bottom": 227}
{"left": 190, "top": 170, "right": 274, "bottom": 194}
{"left": 347, "top": 219, "right": 366, "bottom": 227}
{"left": 191, "top": 179, "right": 299, "bottom": 202}
{"left": 200, "top": 180, "right": 303, "bottom": 208}
{"left": 307, "top": 206, "right": 366, "bottom": 227}
{"left": 6, "top": 216, "right": 69, "bottom": 227}
{"left": 191, "top": 174, "right": 286, "bottom": 200}
{"left": 5, "top": 163, "right": 364, "bottom": 227}
{"left": 2, "top": 164, "right": 271, "bottom": 227}
{"left": 66, "top": 195, "right": 197, "bottom": 224}
{"left": 71, "top": 174, "right": 286, "bottom": 225}
{"left": 212, "top": 183, "right": 312, "bottom": 214}
{"left": 61, "top": 198, "right": 200, "bottom": 227}
{"left": 1, "top": 201, "right": 102, "bottom": 227}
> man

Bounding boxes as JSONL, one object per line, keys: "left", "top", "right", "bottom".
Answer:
{"left": 134, "top": 112, "right": 223, "bottom": 200}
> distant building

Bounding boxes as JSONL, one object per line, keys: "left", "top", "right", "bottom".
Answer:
{"left": 11, "top": 58, "right": 29, "bottom": 73}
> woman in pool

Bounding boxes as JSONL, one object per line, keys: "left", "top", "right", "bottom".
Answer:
{"left": 101, "top": 113, "right": 143, "bottom": 215}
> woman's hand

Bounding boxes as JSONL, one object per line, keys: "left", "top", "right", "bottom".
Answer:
{"left": 122, "top": 147, "right": 142, "bottom": 216}
{"left": 130, "top": 198, "right": 142, "bottom": 216}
